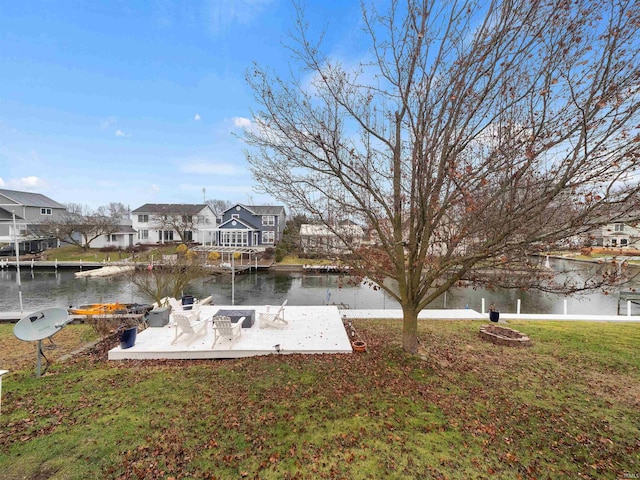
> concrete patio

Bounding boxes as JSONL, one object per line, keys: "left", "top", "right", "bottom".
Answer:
{"left": 108, "top": 304, "right": 354, "bottom": 360}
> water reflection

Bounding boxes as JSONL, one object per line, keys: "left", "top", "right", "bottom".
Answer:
{"left": 0, "top": 259, "right": 638, "bottom": 315}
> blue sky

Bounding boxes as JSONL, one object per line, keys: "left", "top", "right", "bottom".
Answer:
{"left": 0, "top": 0, "right": 363, "bottom": 210}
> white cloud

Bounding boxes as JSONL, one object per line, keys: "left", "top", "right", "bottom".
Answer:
{"left": 232, "top": 116, "right": 252, "bottom": 128}
{"left": 194, "top": 114, "right": 201, "bottom": 121}
{"left": 21, "top": 176, "right": 42, "bottom": 187}
{"left": 115, "top": 130, "right": 126, "bottom": 137}
{"left": 2, "top": 176, "right": 45, "bottom": 190}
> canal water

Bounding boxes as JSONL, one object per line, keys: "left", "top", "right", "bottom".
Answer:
{"left": 0, "top": 259, "right": 637, "bottom": 315}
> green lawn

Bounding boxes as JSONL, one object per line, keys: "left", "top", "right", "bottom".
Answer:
{"left": 38, "top": 245, "right": 184, "bottom": 263}
{"left": 0, "top": 320, "right": 638, "bottom": 479}
{"left": 277, "top": 255, "right": 337, "bottom": 266}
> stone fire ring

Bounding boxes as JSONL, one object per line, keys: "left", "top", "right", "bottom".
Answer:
{"left": 479, "top": 324, "right": 532, "bottom": 347}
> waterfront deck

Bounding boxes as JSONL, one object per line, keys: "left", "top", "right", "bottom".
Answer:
{"left": 108, "top": 305, "right": 354, "bottom": 360}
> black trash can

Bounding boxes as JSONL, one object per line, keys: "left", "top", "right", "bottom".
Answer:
{"left": 489, "top": 310, "right": 500, "bottom": 323}
{"left": 119, "top": 326, "right": 137, "bottom": 349}
{"left": 181, "top": 295, "right": 195, "bottom": 310}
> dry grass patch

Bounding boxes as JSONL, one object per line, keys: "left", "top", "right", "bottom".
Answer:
{"left": 0, "top": 324, "right": 97, "bottom": 372}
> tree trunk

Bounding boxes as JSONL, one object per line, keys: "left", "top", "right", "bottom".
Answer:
{"left": 401, "top": 308, "right": 419, "bottom": 354}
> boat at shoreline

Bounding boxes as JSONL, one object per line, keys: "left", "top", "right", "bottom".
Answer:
{"left": 68, "top": 303, "right": 153, "bottom": 316}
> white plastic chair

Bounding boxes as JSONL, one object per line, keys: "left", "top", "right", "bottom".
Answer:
{"left": 171, "top": 313, "right": 208, "bottom": 345}
{"left": 259, "top": 299, "right": 288, "bottom": 328}
{"left": 211, "top": 316, "right": 243, "bottom": 348}
{"left": 168, "top": 297, "right": 201, "bottom": 322}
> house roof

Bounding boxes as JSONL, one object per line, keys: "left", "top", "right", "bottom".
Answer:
{"left": 223, "top": 204, "right": 286, "bottom": 216}
{"left": 0, "top": 189, "right": 65, "bottom": 209}
{"left": 218, "top": 217, "right": 258, "bottom": 231}
{"left": 113, "top": 225, "right": 137, "bottom": 234}
{"left": 131, "top": 203, "right": 210, "bottom": 215}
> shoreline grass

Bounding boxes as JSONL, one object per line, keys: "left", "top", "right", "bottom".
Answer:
{"left": 0, "top": 319, "right": 638, "bottom": 479}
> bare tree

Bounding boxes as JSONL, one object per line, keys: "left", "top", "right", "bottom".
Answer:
{"left": 39, "top": 202, "right": 125, "bottom": 250}
{"left": 100, "top": 202, "right": 130, "bottom": 219}
{"left": 64, "top": 203, "right": 88, "bottom": 215}
{"left": 206, "top": 199, "right": 233, "bottom": 218}
{"left": 38, "top": 211, "right": 120, "bottom": 250}
{"left": 244, "top": 0, "right": 640, "bottom": 352}
{"left": 125, "top": 250, "right": 211, "bottom": 306}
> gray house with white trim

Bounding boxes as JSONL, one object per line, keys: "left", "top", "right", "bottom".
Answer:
{"left": 0, "top": 189, "right": 66, "bottom": 253}
{"left": 204, "top": 204, "right": 286, "bottom": 250}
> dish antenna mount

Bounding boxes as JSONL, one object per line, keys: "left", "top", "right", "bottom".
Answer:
{"left": 14, "top": 308, "right": 72, "bottom": 377}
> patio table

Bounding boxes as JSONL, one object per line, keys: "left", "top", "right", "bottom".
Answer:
{"left": 214, "top": 309, "right": 255, "bottom": 328}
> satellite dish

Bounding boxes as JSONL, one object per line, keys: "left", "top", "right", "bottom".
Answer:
{"left": 14, "top": 308, "right": 72, "bottom": 377}
{"left": 14, "top": 308, "right": 71, "bottom": 342}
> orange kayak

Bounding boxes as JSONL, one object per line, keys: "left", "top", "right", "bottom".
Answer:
{"left": 68, "top": 303, "right": 152, "bottom": 316}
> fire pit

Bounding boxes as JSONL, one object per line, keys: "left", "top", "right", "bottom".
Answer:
{"left": 479, "top": 324, "right": 531, "bottom": 347}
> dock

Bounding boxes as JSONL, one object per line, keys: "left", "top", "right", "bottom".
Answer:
{"left": 0, "top": 259, "right": 103, "bottom": 270}
{"left": 303, "top": 264, "right": 352, "bottom": 273}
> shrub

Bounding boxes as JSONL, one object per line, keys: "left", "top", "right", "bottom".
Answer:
{"left": 274, "top": 243, "right": 287, "bottom": 262}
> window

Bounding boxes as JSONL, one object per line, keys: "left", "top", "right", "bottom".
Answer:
{"left": 262, "top": 231, "right": 275, "bottom": 244}
{"left": 138, "top": 214, "right": 149, "bottom": 223}
{"left": 41, "top": 208, "right": 52, "bottom": 215}
{"left": 232, "top": 214, "right": 240, "bottom": 219}
{"left": 138, "top": 229, "right": 149, "bottom": 240}
{"left": 220, "top": 230, "right": 248, "bottom": 246}
{"left": 182, "top": 215, "right": 193, "bottom": 223}
{"left": 162, "top": 230, "right": 174, "bottom": 241}
{"left": 614, "top": 223, "right": 625, "bottom": 232}
{"left": 108, "top": 234, "right": 118, "bottom": 242}
{"left": 262, "top": 215, "right": 275, "bottom": 226}
{"left": 621, "top": 238, "right": 628, "bottom": 247}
